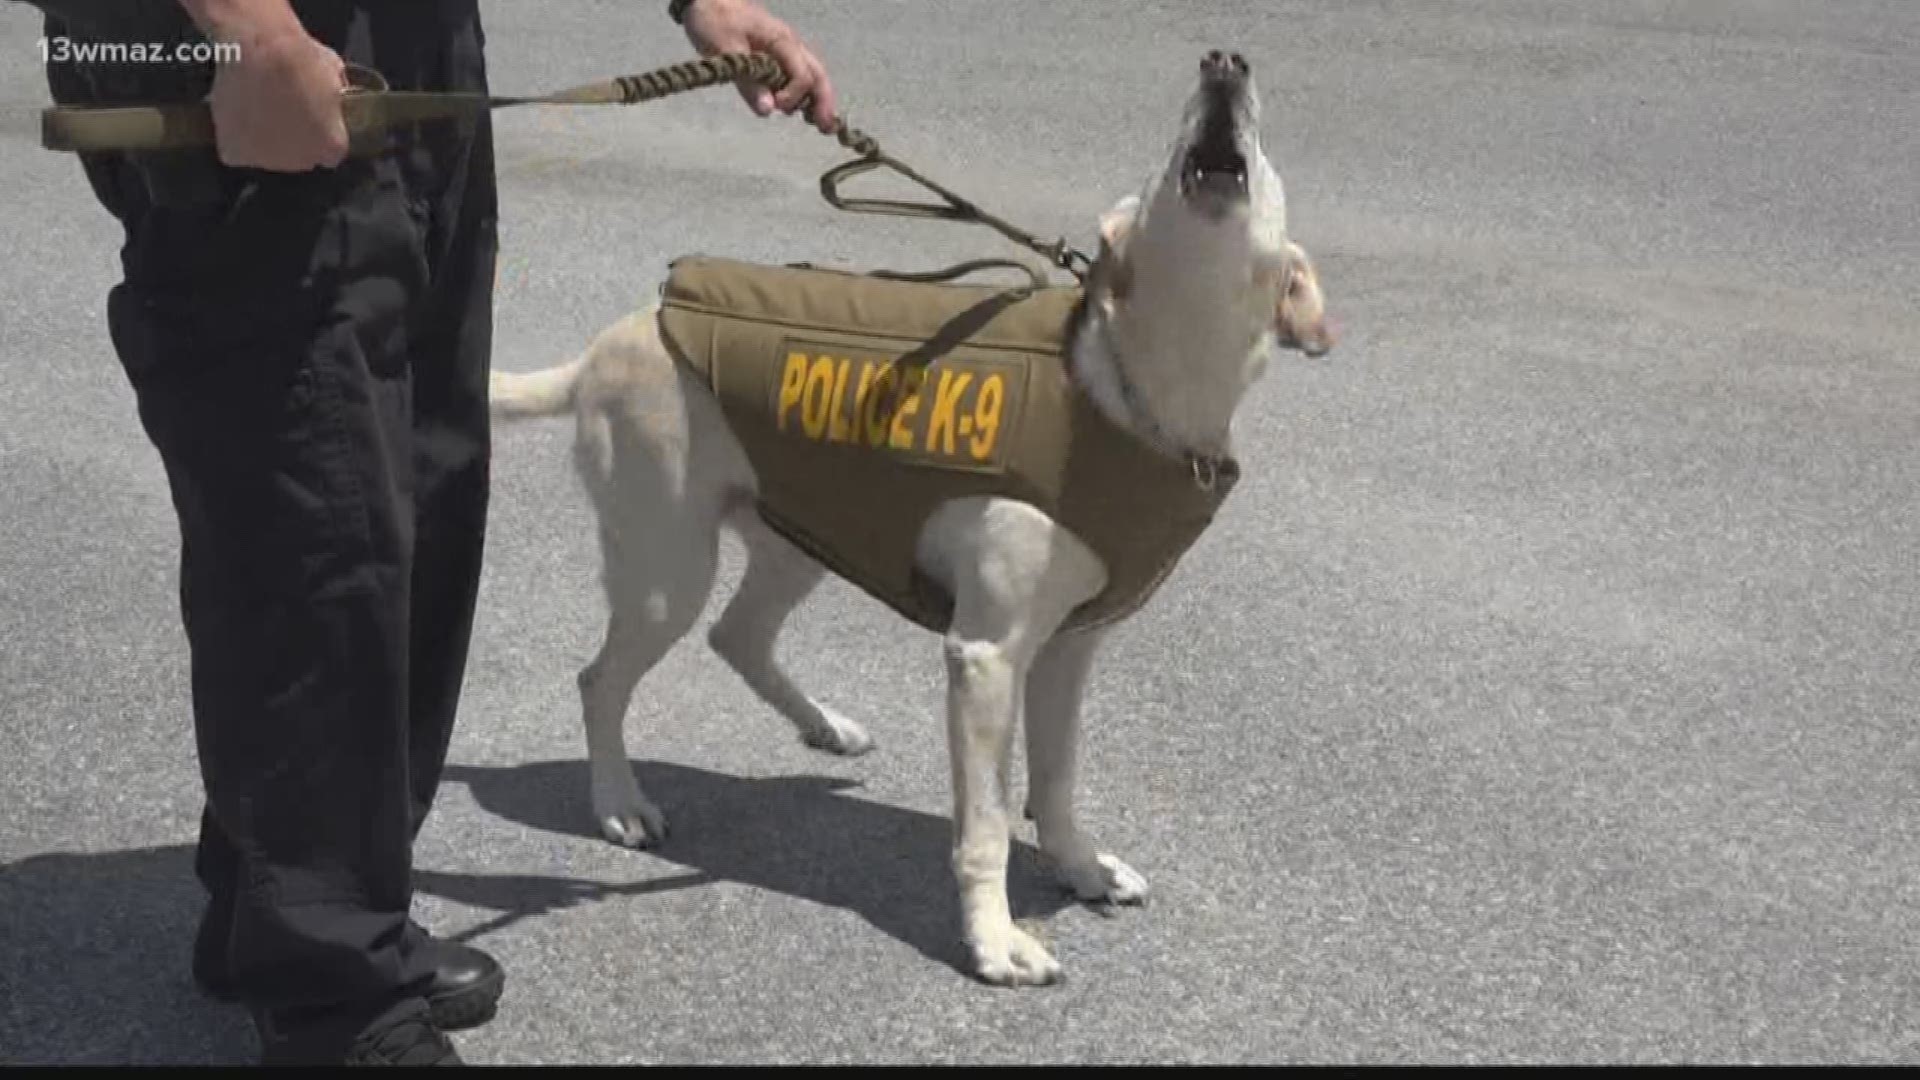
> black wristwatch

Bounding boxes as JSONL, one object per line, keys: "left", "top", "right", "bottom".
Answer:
{"left": 668, "top": 0, "right": 700, "bottom": 24}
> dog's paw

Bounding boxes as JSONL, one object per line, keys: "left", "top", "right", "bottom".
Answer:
{"left": 969, "top": 923, "right": 1062, "bottom": 988}
{"left": 1060, "top": 852, "right": 1150, "bottom": 909}
{"left": 595, "top": 796, "right": 670, "bottom": 849}
{"left": 800, "top": 705, "right": 875, "bottom": 757}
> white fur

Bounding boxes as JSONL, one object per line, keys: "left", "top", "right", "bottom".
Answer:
{"left": 486, "top": 56, "right": 1332, "bottom": 987}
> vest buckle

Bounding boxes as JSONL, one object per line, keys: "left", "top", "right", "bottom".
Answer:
{"left": 1190, "top": 455, "right": 1219, "bottom": 491}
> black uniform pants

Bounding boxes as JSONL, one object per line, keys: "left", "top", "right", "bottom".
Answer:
{"left": 43, "top": 1, "right": 497, "bottom": 1049}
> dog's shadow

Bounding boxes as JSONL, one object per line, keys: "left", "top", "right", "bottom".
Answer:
{"left": 0, "top": 760, "right": 1077, "bottom": 1062}
{"left": 433, "top": 760, "right": 1078, "bottom": 976}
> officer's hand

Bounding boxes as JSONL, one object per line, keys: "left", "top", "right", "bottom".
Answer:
{"left": 204, "top": 17, "right": 350, "bottom": 172}
{"left": 680, "top": 0, "right": 839, "bottom": 133}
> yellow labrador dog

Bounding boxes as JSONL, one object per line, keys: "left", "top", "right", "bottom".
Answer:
{"left": 489, "top": 50, "right": 1333, "bottom": 986}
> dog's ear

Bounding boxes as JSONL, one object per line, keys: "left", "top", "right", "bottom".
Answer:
{"left": 1273, "top": 241, "right": 1335, "bottom": 356}
{"left": 1090, "top": 195, "right": 1140, "bottom": 303}
{"left": 1098, "top": 195, "right": 1139, "bottom": 251}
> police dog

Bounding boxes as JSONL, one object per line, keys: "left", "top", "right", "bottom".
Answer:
{"left": 488, "top": 50, "right": 1333, "bottom": 986}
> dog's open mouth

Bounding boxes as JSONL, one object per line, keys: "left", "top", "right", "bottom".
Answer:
{"left": 1182, "top": 142, "right": 1248, "bottom": 203}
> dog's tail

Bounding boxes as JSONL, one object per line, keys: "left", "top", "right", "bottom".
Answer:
{"left": 489, "top": 354, "right": 587, "bottom": 421}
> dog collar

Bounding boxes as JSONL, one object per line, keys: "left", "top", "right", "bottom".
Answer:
{"left": 1106, "top": 349, "right": 1237, "bottom": 492}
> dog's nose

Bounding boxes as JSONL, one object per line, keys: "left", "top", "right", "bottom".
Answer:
{"left": 1201, "top": 50, "right": 1251, "bottom": 80}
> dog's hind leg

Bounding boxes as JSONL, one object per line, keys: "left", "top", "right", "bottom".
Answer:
{"left": 708, "top": 508, "right": 875, "bottom": 757}
{"left": 1025, "top": 628, "right": 1148, "bottom": 908}
{"left": 578, "top": 518, "right": 719, "bottom": 849}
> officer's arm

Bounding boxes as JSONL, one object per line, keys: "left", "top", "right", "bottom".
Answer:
{"left": 10, "top": 0, "right": 299, "bottom": 40}
{"left": 174, "top": 0, "right": 303, "bottom": 42}
{"left": 10, "top": 0, "right": 111, "bottom": 35}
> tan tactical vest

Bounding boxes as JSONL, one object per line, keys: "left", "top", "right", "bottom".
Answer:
{"left": 655, "top": 256, "right": 1240, "bottom": 635}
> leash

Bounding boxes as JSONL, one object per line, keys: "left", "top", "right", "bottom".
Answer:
{"left": 37, "top": 51, "right": 1094, "bottom": 283}
{"left": 39, "top": 53, "right": 787, "bottom": 155}
{"left": 816, "top": 126, "right": 1093, "bottom": 282}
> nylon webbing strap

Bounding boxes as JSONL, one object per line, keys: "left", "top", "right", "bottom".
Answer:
{"left": 39, "top": 52, "right": 788, "bottom": 155}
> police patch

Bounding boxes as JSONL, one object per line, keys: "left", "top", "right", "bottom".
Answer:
{"left": 771, "top": 338, "right": 1024, "bottom": 474}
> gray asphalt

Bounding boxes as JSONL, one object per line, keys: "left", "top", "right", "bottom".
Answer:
{"left": 2, "top": 0, "right": 1916, "bottom": 1065}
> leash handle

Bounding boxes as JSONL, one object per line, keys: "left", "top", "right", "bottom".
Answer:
{"left": 816, "top": 122, "right": 1094, "bottom": 283}
{"left": 820, "top": 155, "right": 972, "bottom": 222}
{"left": 38, "top": 63, "right": 386, "bottom": 154}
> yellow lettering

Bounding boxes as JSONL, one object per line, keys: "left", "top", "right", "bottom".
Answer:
{"left": 888, "top": 368, "right": 924, "bottom": 450}
{"left": 970, "top": 374, "right": 1006, "bottom": 461}
{"left": 826, "top": 359, "right": 854, "bottom": 443}
{"left": 801, "top": 356, "right": 835, "bottom": 440}
{"left": 852, "top": 361, "right": 880, "bottom": 447}
{"left": 776, "top": 351, "right": 809, "bottom": 433}
{"left": 871, "top": 361, "right": 906, "bottom": 445}
{"left": 863, "top": 364, "right": 894, "bottom": 447}
{"left": 926, "top": 369, "right": 973, "bottom": 455}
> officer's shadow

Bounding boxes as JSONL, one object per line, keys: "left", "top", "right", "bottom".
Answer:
{"left": 0, "top": 761, "right": 1074, "bottom": 1063}
{"left": 0, "top": 843, "right": 256, "bottom": 1065}
{"left": 430, "top": 759, "right": 1078, "bottom": 976}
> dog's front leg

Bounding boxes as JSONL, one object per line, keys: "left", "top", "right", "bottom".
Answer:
{"left": 924, "top": 498, "right": 1103, "bottom": 986}
{"left": 1026, "top": 628, "right": 1149, "bottom": 908}
{"left": 946, "top": 633, "right": 1059, "bottom": 987}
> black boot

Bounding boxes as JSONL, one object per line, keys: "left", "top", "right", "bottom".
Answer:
{"left": 201, "top": 927, "right": 505, "bottom": 1033}
{"left": 255, "top": 999, "right": 462, "bottom": 1066}
{"left": 340, "top": 1012, "right": 464, "bottom": 1067}
{"left": 414, "top": 936, "right": 506, "bottom": 1032}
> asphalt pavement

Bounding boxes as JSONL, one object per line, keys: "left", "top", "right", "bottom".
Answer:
{"left": 1, "top": 0, "right": 1915, "bottom": 1065}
